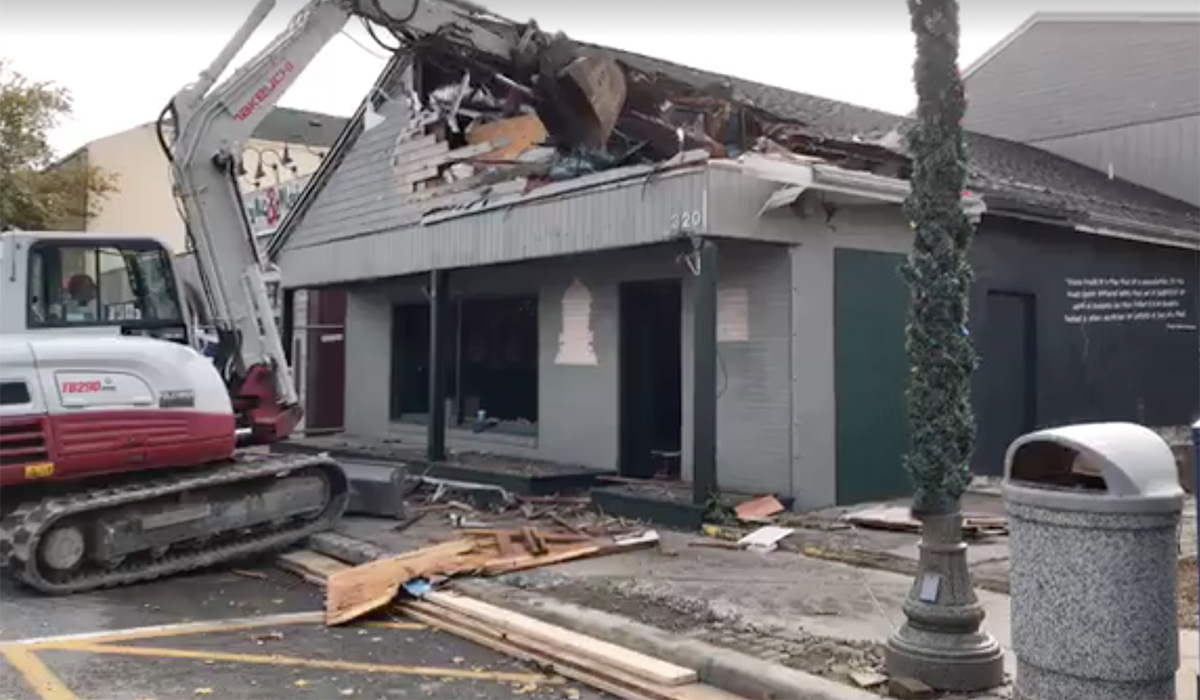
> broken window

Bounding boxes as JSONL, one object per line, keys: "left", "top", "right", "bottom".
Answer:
{"left": 390, "top": 294, "right": 539, "bottom": 436}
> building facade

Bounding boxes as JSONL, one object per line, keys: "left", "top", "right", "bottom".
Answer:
{"left": 270, "top": 36, "right": 1200, "bottom": 509}
{"left": 50, "top": 107, "right": 347, "bottom": 253}
{"left": 961, "top": 13, "right": 1200, "bottom": 206}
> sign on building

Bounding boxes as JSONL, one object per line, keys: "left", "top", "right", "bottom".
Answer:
{"left": 243, "top": 175, "right": 311, "bottom": 235}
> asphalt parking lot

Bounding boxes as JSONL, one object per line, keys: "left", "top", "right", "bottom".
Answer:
{"left": 0, "top": 565, "right": 608, "bottom": 700}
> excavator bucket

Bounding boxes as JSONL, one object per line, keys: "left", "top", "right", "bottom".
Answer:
{"left": 557, "top": 55, "right": 627, "bottom": 148}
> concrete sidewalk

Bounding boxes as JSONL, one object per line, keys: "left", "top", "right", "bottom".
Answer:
{"left": 336, "top": 512, "right": 1197, "bottom": 699}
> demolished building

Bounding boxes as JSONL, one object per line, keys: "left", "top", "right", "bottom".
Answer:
{"left": 266, "top": 23, "right": 1200, "bottom": 509}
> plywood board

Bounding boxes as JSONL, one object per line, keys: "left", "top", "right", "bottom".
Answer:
{"left": 324, "top": 539, "right": 478, "bottom": 625}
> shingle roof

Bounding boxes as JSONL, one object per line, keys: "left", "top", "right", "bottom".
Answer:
{"left": 592, "top": 44, "right": 1200, "bottom": 236}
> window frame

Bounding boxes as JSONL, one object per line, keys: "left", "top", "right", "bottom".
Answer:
{"left": 25, "top": 238, "right": 186, "bottom": 332}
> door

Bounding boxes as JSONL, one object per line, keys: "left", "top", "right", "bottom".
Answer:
{"left": 304, "top": 287, "right": 346, "bottom": 434}
{"left": 618, "top": 280, "right": 682, "bottom": 479}
{"left": 974, "top": 291, "right": 1037, "bottom": 476}
{"left": 834, "top": 249, "right": 913, "bottom": 504}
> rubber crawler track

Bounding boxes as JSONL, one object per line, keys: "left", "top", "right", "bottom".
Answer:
{"left": 0, "top": 452, "right": 349, "bottom": 595}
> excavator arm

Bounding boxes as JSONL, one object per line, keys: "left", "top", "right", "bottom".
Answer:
{"left": 159, "top": 0, "right": 599, "bottom": 444}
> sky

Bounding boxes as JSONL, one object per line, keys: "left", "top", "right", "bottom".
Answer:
{"left": 3, "top": 0, "right": 1198, "bottom": 156}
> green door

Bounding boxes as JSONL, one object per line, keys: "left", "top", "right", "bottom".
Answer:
{"left": 834, "top": 248, "right": 912, "bottom": 504}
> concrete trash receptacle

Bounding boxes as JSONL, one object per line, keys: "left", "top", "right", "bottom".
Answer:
{"left": 1003, "top": 422, "right": 1184, "bottom": 700}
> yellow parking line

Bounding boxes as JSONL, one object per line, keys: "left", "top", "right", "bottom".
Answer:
{"left": 361, "top": 621, "right": 426, "bottom": 630}
{"left": 16, "top": 611, "right": 323, "bottom": 649}
{"left": 40, "top": 642, "right": 564, "bottom": 684}
{"left": 0, "top": 645, "right": 80, "bottom": 700}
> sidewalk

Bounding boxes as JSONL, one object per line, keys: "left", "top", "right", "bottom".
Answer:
{"left": 336, "top": 508, "right": 1197, "bottom": 699}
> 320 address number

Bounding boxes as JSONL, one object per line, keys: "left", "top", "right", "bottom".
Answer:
{"left": 669, "top": 210, "right": 703, "bottom": 232}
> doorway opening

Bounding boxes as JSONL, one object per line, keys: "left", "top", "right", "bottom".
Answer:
{"left": 975, "top": 290, "right": 1037, "bottom": 476}
{"left": 618, "top": 279, "right": 683, "bottom": 479}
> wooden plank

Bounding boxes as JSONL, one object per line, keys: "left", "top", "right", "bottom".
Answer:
{"left": 401, "top": 604, "right": 665, "bottom": 700}
{"left": 424, "top": 591, "right": 696, "bottom": 686}
{"left": 324, "top": 539, "right": 478, "bottom": 626}
{"left": 276, "top": 549, "right": 350, "bottom": 586}
{"left": 405, "top": 603, "right": 737, "bottom": 700}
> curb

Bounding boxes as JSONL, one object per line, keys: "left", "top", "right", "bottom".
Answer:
{"left": 453, "top": 579, "right": 879, "bottom": 700}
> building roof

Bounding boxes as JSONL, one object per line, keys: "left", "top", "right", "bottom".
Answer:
{"left": 270, "top": 31, "right": 1199, "bottom": 259}
{"left": 962, "top": 12, "right": 1200, "bottom": 82}
{"left": 959, "top": 12, "right": 1200, "bottom": 144}
{"left": 251, "top": 107, "right": 349, "bottom": 148}
{"left": 595, "top": 43, "right": 1200, "bottom": 236}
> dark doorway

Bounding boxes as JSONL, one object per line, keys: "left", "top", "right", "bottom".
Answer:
{"left": 975, "top": 290, "right": 1037, "bottom": 476}
{"left": 391, "top": 303, "right": 431, "bottom": 419}
{"left": 304, "top": 287, "right": 346, "bottom": 434}
{"left": 618, "top": 280, "right": 683, "bottom": 479}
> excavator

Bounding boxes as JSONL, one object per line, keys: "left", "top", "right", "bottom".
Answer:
{"left": 0, "top": 0, "right": 623, "bottom": 594}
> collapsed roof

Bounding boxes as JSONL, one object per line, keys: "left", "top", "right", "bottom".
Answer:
{"left": 268, "top": 26, "right": 1199, "bottom": 259}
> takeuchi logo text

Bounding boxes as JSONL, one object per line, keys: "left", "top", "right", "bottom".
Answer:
{"left": 233, "top": 61, "right": 295, "bottom": 122}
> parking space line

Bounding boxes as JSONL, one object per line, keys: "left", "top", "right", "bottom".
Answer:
{"left": 0, "top": 645, "right": 80, "bottom": 700}
{"left": 38, "top": 642, "right": 565, "bottom": 685}
{"left": 12, "top": 611, "right": 323, "bottom": 649}
{"left": 361, "top": 621, "right": 426, "bottom": 631}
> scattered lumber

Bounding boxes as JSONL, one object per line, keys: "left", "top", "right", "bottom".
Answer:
{"left": 842, "top": 506, "right": 1008, "bottom": 538}
{"left": 416, "top": 591, "right": 696, "bottom": 686}
{"left": 325, "top": 539, "right": 479, "bottom": 625}
{"left": 318, "top": 527, "right": 659, "bottom": 626}
{"left": 273, "top": 543, "right": 744, "bottom": 700}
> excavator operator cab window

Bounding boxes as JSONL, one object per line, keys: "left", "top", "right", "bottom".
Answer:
{"left": 27, "top": 239, "right": 187, "bottom": 342}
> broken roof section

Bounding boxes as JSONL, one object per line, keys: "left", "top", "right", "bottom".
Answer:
{"left": 269, "top": 18, "right": 1199, "bottom": 261}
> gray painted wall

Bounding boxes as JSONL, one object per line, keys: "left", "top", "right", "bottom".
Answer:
{"left": 339, "top": 240, "right": 797, "bottom": 498}
{"left": 336, "top": 177, "right": 917, "bottom": 509}
{"left": 278, "top": 167, "right": 709, "bottom": 289}
{"left": 962, "top": 18, "right": 1200, "bottom": 143}
{"left": 1031, "top": 115, "right": 1200, "bottom": 207}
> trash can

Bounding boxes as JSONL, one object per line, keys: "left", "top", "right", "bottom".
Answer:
{"left": 1003, "top": 422, "right": 1184, "bottom": 700}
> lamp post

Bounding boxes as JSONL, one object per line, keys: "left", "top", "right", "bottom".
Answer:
{"left": 883, "top": 0, "right": 1005, "bottom": 691}
{"left": 238, "top": 146, "right": 296, "bottom": 189}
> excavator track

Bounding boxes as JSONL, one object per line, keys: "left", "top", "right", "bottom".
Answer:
{"left": 0, "top": 452, "right": 349, "bottom": 595}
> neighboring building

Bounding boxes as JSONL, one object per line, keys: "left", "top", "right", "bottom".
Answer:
{"left": 269, "top": 38, "right": 1200, "bottom": 509}
{"left": 49, "top": 107, "right": 347, "bottom": 253}
{"left": 961, "top": 13, "right": 1200, "bottom": 206}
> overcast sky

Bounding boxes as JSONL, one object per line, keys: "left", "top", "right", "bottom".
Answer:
{"left": 3, "top": 0, "right": 1197, "bottom": 155}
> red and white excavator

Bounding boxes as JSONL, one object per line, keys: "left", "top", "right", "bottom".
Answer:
{"left": 0, "top": 0, "right": 621, "bottom": 594}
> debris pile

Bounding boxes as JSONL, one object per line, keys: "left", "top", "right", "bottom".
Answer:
{"left": 280, "top": 523, "right": 658, "bottom": 626}
{"left": 841, "top": 505, "right": 1009, "bottom": 539}
{"left": 384, "top": 40, "right": 906, "bottom": 218}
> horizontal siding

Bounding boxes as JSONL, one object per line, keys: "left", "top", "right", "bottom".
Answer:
{"left": 1032, "top": 115, "right": 1200, "bottom": 207}
{"left": 277, "top": 169, "right": 708, "bottom": 288}
{"left": 963, "top": 19, "right": 1200, "bottom": 143}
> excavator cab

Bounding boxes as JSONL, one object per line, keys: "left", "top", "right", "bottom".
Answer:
{"left": 2, "top": 231, "right": 192, "bottom": 347}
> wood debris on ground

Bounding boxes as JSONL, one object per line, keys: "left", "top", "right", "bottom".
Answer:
{"left": 275, "top": 544, "right": 747, "bottom": 700}
{"left": 733, "top": 495, "right": 784, "bottom": 523}
{"left": 841, "top": 505, "right": 1009, "bottom": 538}
{"left": 322, "top": 527, "right": 659, "bottom": 625}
